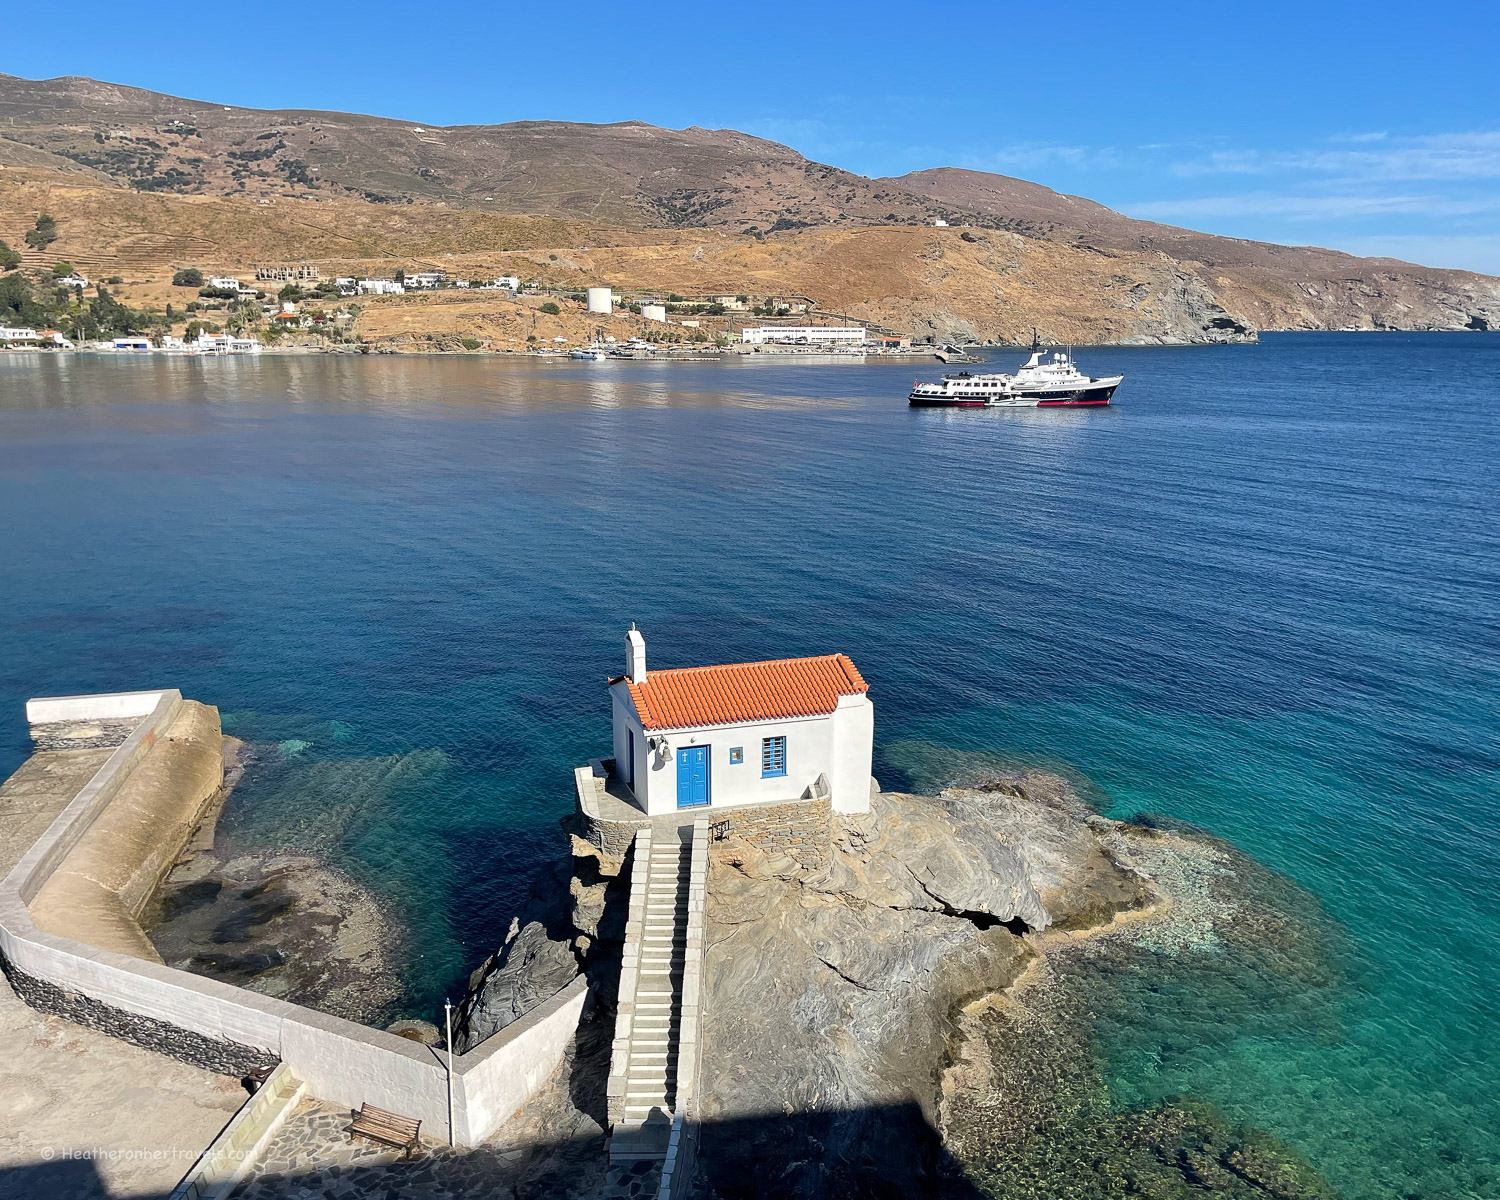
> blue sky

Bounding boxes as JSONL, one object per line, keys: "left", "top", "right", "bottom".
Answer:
{"left": 8, "top": 1, "right": 1500, "bottom": 272}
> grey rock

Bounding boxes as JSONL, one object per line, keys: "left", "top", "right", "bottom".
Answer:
{"left": 457, "top": 920, "right": 580, "bottom": 1051}
{"left": 693, "top": 778, "right": 1149, "bottom": 1198}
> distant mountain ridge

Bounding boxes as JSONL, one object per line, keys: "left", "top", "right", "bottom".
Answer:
{"left": 2, "top": 73, "right": 1497, "bottom": 338}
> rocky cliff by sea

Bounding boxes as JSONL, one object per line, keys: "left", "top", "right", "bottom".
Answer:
{"left": 457, "top": 774, "right": 1343, "bottom": 1199}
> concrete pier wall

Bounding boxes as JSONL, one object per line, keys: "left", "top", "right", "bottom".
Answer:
{"left": 29, "top": 698, "right": 224, "bottom": 961}
{"left": 0, "top": 690, "right": 586, "bottom": 1147}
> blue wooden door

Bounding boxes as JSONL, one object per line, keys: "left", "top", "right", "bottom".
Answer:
{"left": 676, "top": 745, "right": 710, "bottom": 808}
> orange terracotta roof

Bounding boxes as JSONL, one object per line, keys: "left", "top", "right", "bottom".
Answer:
{"left": 612, "top": 654, "right": 868, "bottom": 731}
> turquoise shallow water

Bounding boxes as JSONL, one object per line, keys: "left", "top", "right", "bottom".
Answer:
{"left": 1, "top": 335, "right": 1496, "bottom": 1197}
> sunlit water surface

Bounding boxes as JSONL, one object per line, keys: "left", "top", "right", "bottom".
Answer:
{"left": 1, "top": 335, "right": 1496, "bottom": 1198}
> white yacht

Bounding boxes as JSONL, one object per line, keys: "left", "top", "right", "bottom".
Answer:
{"left": 569, "top": 345, "right": 608, "bottom": 361}
{"left": 909, "top": 333, "right": 1121, "bottom": 407}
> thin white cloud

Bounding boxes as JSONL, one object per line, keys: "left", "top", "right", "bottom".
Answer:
{"left": 1169, "top": 130, "right": 1500, "bottom": 181}
{"left": 961, "top": 143, "right": 1128, "bottom": 173}
{"left": 1331, "top": 234, "right": 1500, "bottom": 275}
{"left": 1125, "top": 192, "right": 1500, "bottom": 221}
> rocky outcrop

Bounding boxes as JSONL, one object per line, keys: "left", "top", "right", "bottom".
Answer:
{"left": 454, "top": 853, "right": 592, "bottom": 1053}
{"left": 692, "top": 777, "right": 1148, "bottom": 1198}
{"left": 459, "top": 920, "right": 580, "bottom": 1049}
{"left": 453, "top": 771, "right": 1342, "bottom": 1199}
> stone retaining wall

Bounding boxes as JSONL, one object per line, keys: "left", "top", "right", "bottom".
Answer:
{"left": 708, "top": 796, "right": 833, "bottom": 871}
{"left": 29, "top": 717, "right": 146, "bottom": 752}
{"left": 1, "top": 956, "right": 279, "bottom": 1076}
{"left": 575, "top": 761, "right": 650, "bottom": 863}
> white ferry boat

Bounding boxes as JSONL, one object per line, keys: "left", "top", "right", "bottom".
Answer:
{"left": 909, "top": 334, "right": 1121, "bottom": 407}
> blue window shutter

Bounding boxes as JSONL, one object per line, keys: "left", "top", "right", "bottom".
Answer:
{"left": 761, "top": 736, "right": 786, "bottom": 778}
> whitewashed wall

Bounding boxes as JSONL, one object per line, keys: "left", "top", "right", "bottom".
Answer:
{"left": 610, "top": 692, "right": 874, "bottom": 816}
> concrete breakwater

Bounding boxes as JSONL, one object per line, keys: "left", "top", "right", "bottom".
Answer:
{"left": 28, "top": 697, "right": 225, "bottom": 963}
{"left": 0, "top": 689, "right": 587, "bottom": 1147}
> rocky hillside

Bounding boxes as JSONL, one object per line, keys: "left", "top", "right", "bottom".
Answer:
{"left": 3, "top": 72, "right": 1497, "bottom": 340}
{"left": 891, "top": 167, "right": 1500, "bottom": 334}
{"left": 0, "top": 73, "right": 948, "bottom": 231}
{"left": 0, "top": 169, "right": 1259, "bottom": 345}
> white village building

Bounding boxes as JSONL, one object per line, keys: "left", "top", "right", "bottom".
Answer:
{"left": 740, "top": 325, "right": 866, "bottom": 346}
{"left": 607, "top": 627, "right": 873, "bottom": 816}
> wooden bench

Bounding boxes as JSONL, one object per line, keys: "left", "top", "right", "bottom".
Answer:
{"left": 345, "top": 1103, "right": 422, "bottom": 1159}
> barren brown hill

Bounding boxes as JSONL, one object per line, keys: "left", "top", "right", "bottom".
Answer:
{"left": 888, "top": 167, "right": 1500, "bottom": 333}
{"left": 0, "top": 74, "right": 947, "bottom": 232}
{"left": 0, "top": 169, "right": 1259, "bottom": 345}
{"left": 3, "top": 72, "right": 1498, "bottom": 340}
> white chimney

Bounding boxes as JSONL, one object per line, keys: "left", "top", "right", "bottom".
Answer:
{"left": 625, "top": 624, "right": 647, "bottom": 684}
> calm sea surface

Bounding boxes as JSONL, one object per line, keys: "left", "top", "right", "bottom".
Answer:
{"left": 1, "top": 335, "right": 1496, "bottom": 1198}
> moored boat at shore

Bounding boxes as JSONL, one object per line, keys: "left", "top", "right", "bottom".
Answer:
{"left": 909, "top": 333, "right": 1121, "bottom": 407}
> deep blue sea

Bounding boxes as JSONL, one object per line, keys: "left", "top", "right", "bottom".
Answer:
{"left": 1, "top": 334, "right": 1496, "bottom": 1198}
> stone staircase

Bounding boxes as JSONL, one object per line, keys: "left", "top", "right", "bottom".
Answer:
{"left": 605, "top": 820, "right": 707, "bottom": 1195}
{"left": 609, "top": 829, "right": 688, "bottom": 1158}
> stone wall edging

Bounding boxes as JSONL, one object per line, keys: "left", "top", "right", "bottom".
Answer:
{"left": 169, "top": 1062, "right": 306, "bottom": 1200}
{"left": 575, "top": 762, "right": 650, "bottom": 862}
{"left": 707, "top": 794, "right": 833, "bottom": 871}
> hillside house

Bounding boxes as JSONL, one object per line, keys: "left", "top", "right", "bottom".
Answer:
{"left": 608, "top": 627, "right": 873, "bottom": 816}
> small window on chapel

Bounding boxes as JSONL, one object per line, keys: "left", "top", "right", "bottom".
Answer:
{"left": 729, "top": 747, "right": 744, "bottom": 764}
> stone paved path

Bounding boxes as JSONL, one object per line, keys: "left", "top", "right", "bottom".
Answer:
{"left": 0, "top": 747, "right": 247, "bottom": 1200}
{"left": 600, "top": 1157, "right": 663, "bottom": 1200}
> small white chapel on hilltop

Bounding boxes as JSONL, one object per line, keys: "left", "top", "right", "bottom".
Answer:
{"left": 607, "top": 627, "right": 874, "bottom": 817}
